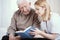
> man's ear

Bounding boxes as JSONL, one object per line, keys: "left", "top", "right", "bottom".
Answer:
{"left": 18, "top": 6, "right": 19, "bottom": 8}
{"left": 29, "top": 2, "right": 31, "bottom": 5}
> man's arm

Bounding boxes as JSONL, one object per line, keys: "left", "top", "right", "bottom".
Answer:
{"left": 7, "top": 13, "right": 17, "bottom": 36}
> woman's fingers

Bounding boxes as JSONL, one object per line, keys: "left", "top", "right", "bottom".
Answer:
{"left": 29, "top": 28, "right": 42, "bottom": 35}
{"left": 29, "top": 32, "right": 35, "bottom": 35}
{"left": 30, "top": 29, "right": 36, "bottom": 32}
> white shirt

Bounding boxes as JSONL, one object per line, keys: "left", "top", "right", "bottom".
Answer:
{"left": 40, "top": 12, "right": 60, "bottom": 34}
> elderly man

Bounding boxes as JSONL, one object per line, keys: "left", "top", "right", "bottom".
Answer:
{"left": 2, "top": 0, "right": 40, "bottom": 40}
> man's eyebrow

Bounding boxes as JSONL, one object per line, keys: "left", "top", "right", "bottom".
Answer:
{"left": 36, "top": 8, "right": 39, "bottom": 10}
{"left": 24, "top": 6, "right": 27, "bottom": 7}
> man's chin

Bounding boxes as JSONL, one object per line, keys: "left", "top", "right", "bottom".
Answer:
{"left": 23, "top": 13, "right": 29, "bottom": 15}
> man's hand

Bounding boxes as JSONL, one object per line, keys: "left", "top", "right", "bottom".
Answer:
{"left": 9, "top": 34, "right": 21, "bottom": 40}
{"left": 9, "top": 34, "right": 15, "bottom": 40}
{"left": 15, "top": 36, "right": 21, "bottom": 40}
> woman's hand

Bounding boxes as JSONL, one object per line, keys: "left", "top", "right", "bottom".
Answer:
{"left": 29, "top": 28, "right": 42, "bottom": 35}
{"left": 29, "top": 28, "right": 57, "bottom": 40}
{"left": 34, "top": 35, "right": 44, "bottom": 38}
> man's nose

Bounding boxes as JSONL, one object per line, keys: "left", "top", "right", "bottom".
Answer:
{"left": 23, "top": 7, "right": 27, "bottom": 12}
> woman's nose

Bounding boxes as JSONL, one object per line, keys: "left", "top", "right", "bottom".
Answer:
{"left": 35, "top": 10, "right": 39, "bottom": 14}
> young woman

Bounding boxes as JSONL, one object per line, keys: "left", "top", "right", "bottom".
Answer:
{"left": 30, "top": 0, "right": 60, "bottom": 40}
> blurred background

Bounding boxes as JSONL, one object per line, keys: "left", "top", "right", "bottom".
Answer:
{"left": 0, "top": 0, "right": 60, "bottom": 40}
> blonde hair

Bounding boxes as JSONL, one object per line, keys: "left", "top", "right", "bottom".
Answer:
{"left": 35, "top": 0, "right": 51, "bottom": 21}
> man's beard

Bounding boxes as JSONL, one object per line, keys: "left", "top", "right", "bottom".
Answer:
{"left": 20, "top": 11, "right": 30, "bottom": 16}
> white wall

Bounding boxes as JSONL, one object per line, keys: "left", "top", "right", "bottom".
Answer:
{"left": 0, "top": 5, "right": 1, "bottom": 40}
{"left": 0, "top": 0, "right": 18, "bottom": 40}
{"left": 0, "top": 0, "right": 60, "bottom": 40}
{"left": 0, "top": 0, "right": 1, "bottom": 39}
{"left": 2, "top": 0, "right": 18, "bottom": 28}
{"left": 0, "top": 0, "right": 1, "bottom": 27}
{"left": 47, "top": 0, "right": 60, "bottom": 14}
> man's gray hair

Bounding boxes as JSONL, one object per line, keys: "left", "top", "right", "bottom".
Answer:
{"left": 17, "top": 0, "right": 30, "bottom": 5}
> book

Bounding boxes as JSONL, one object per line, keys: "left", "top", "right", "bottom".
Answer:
{"left": 15, "top": 26, "right": 35, "bottom": 38}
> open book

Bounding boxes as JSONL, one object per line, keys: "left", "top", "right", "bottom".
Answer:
{"left": 15, "top": 26, "right": 35, "bottom": 38}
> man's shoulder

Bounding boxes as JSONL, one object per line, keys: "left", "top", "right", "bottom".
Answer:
{"left": 13, "top": 9, "right": 20, "bottom": 16}
{"left": 14, "top": 9, "right": 20, "bottom": 15}
{"left": 30, "top": 8, "right": 35, "bottom": 12}
{"left": 11, "top": 9, "right": 20, "bottom": 18}
{"left": 30, "top": 8, "right": 35, "bottom": 15}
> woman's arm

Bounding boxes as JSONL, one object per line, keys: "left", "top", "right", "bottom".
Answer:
{"left": 39, "top": 30, "right": 57, "bottom": 40}
{"left": 30, "top": 28, "right": 57, "bottom": 40}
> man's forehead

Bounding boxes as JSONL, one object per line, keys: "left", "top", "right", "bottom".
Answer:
{"left": 19, "top": 2, "right": 29, "bottom": 7}
{"left": 17, "top": 0, "right": 29, "bottom": 5}
{"left": 21, "top": 1, "right": 29, "bottom": 5}
{"left": 19, "top": 3, "right": 28, "bottom": 7}
{"left": 18, "top": 1, "right": 30, "bottom": 8}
